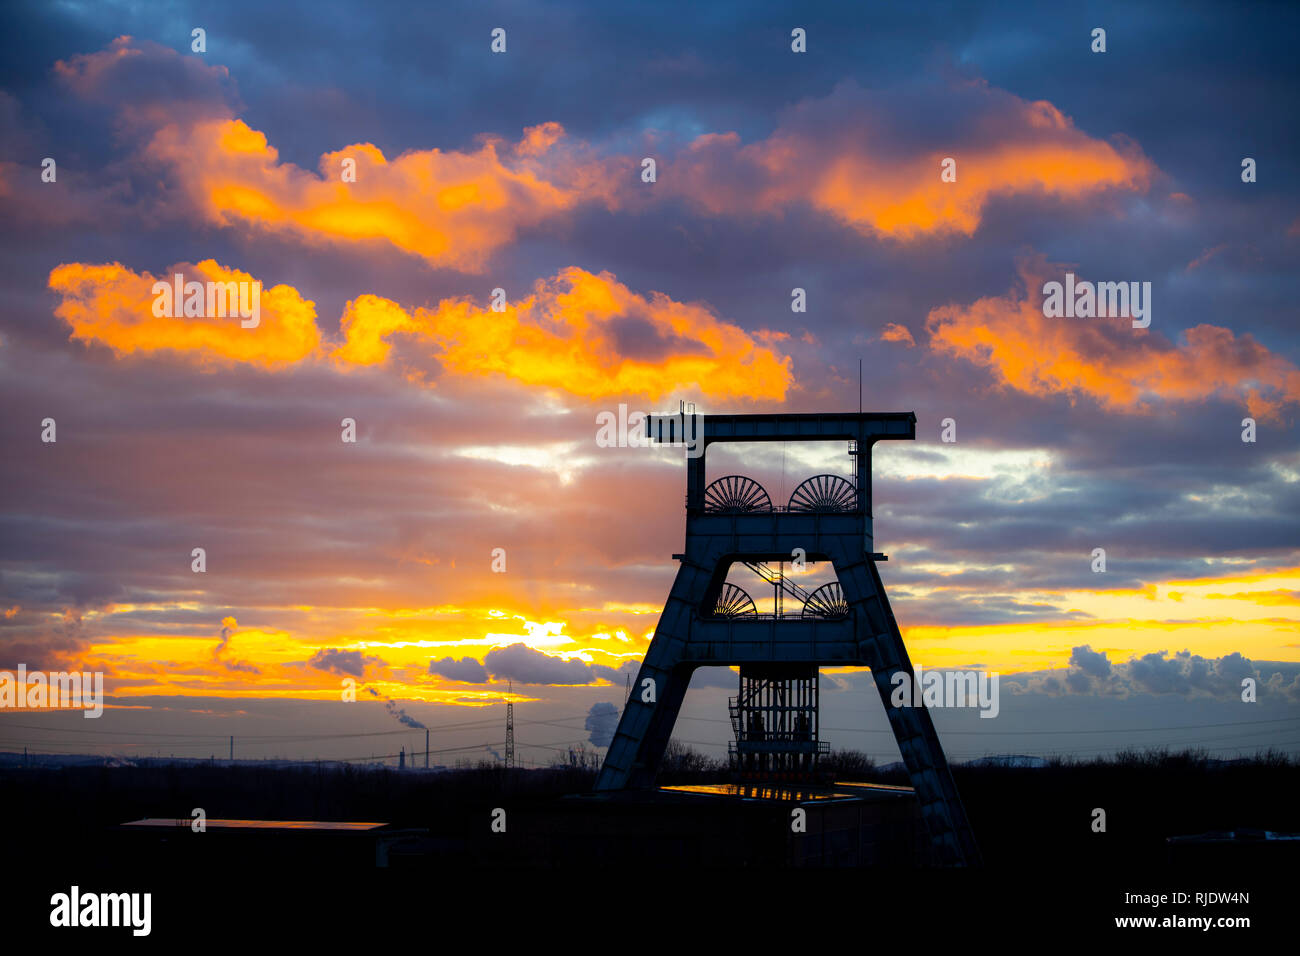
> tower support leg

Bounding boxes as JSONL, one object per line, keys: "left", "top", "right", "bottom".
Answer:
{"left": 843, "top": 559, "right": 982, "bottom": 866}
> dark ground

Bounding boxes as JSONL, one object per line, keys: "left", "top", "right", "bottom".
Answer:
{"left": 4, "top": 748, "right": 1293, "bottom": 940}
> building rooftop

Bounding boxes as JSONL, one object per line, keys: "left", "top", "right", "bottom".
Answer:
{"left": 121, "top": 818, "right": 388, "bottom": 831}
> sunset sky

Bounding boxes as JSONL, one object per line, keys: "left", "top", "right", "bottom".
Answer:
{"left": 1, "top": 0, "right": 1298, "bottom": 767}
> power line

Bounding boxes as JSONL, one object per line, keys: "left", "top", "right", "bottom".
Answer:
{"left": 668, "top": 714, "right": 1300, "bottom": 736}
{"left": 0, "top": 712, "right": 592, "bottom": 741}
{"left": 6, "top": 707, "right": 1297, "bottom": 767}
{"left": 330, "top": 738, "right": 588, "bottom": 764}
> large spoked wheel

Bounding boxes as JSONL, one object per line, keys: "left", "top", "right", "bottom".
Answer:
{"left": 714, "top": 583, "right": 758, "bottom": 617}
{"left": 802, "top": 582, "right": 849, "bottom": 619}
{"left": 787, "top": 474, "right": 857, "bottom": 512}
{"left": 704, "top": 476, "right": 772, "bottom": 513}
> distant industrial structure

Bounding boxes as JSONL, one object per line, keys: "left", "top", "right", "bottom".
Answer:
{"left": 596, "top": 410, "right": 981, "bottom": 866}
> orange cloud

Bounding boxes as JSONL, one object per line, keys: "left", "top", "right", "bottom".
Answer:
{"left": 879, "top": 322, "right": 916, "bottom": 346}
{"left": 1186, "top": 244, "right": 1228, "bottom": 272}
{"left": 53, "top": 35, "right": 145, "bottom": 88}
{"left": 1204, "top": 589, "right": 1300, "bottom": 606}
{"left": 75, "top": 603, "right": 647, "bottom": 703}
{"left": 49, "top": 261, "right": 790, "bottom": 401}
{"left": 52, "top": 38, "right": 607, "bottom": 270}
{"left": 71, "top": 561, "right": 1300, "bottom": 702}
{"left": 925, "top": 255, "right": 1300, "bottom": 421}
{"left": 50, "top": 40, "right": 1156, "bottom": 263}
{"left": 143, "top": 117, "right": 613, "bottom": 273}
{"left": 52, "top": 35, "right": 235, "bottom": 130}
{"left": 333, "top": 266, "right": 792, "bottom": 401}
{"left": 48, "top": 260, "right": 320, "bottom": 367}
{"left": 144, "top": 94, "right": 1151, "bottom": 259}
{"left": 665, "top": 82, "right": 1154, "bottom": 239}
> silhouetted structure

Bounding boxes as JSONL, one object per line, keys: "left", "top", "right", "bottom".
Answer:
{"left": 729, "top": 663, "right": 825, "bottom": 779}
{"left": 595, "top": 410, "right": 980, "bottom": 865}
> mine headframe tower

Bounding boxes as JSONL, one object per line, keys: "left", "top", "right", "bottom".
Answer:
{"left": 594, "top": 409, "right": 981, "bottom": 866}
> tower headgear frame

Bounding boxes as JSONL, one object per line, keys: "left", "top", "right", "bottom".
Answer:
{"left": 595, "top": 410, "right": 981, "bottom": 866}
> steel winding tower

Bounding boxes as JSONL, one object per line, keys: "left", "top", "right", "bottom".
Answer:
{"left": 594, "top": 410, "right": 981, "bottom": 866}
